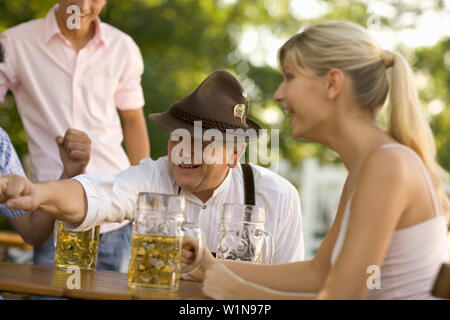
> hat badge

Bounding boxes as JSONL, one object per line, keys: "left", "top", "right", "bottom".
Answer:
{"left": 233, "top": 104, "right": 246, "bottom": 123}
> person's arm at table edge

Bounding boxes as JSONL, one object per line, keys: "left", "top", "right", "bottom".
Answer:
{"left": 217, "top": 201, "right": 343, "bottom": 293}
{"left": 216, "top": 187, "right": 318, "bottom": 292}
{"left": 187, "top": 189, "right": 345, "bottom": 294}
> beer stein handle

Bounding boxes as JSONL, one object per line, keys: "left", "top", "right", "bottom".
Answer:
{"left": 180, "top": 222, "right": 204, "bottom": 275}
{"left": 262, "top": 231, "right": 274, "bottom": 264}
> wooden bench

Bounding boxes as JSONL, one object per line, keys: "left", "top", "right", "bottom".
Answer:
{"left": 0, "top": 231, "right": 32, "bottom": 251}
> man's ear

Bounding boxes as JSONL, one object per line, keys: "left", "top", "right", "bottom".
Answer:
{"left": 325, "top": 68, "right": 345, "bottom": 100}
{"left": 229, "top": 152, "right": 239, "bottom": 168}
{"left": 228, "top": 142, "right": 247, "bottom": 168}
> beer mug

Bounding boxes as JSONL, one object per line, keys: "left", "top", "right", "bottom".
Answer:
{"left": 54, "top": 222, "right": 100, "bottom": 271}
{"left": 217, "top": 203, "right": 274, "bottom": 264}
{"left": 127, "top": 192, "right": 203, "bottom": 291}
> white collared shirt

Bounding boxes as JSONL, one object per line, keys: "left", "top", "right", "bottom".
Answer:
{"left": 70, "top": 156, "right": 305, "bottom": 263}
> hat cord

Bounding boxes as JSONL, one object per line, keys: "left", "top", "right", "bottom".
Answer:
{"left": 169, "top": 107, "right": 249, "bottom": 132}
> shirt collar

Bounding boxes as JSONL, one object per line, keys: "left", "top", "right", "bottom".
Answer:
{"left": 43, "top": 4, "right": 107, "bottom": 47}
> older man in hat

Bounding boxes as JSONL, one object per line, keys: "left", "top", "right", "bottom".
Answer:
{"left": 0, "top": 70, "right": 304, "bottom": 264}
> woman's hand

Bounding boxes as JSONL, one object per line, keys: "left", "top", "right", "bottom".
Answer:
{"left": 181, "top": 236, "right": 216, "bottom": 280}
{"left": 202, "top": 263, "right": 246, "bottom": 299}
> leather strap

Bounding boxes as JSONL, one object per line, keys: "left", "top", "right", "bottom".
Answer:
{"left": 241, "top": 163, "right": 255, "bottom": 205}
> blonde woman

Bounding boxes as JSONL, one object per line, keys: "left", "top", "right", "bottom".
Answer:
{"left": 182, "top": 21, "right": 450, "bottom": 299}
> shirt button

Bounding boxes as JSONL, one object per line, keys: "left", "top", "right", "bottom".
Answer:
{"left": 202, "top": 205, "right": 207, "bottom": 210}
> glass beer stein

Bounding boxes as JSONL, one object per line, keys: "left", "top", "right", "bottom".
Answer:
{"left": 217, "top": 203, "right": 274, "bottom": 264}
{"left": 127, "top": 192, "right": 203, "bottom": 291}
{"left": 54, "top": 222, "right": 100, "bottom": 271}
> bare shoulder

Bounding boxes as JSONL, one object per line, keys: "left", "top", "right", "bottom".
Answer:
{"left": 359, "top": 144, "right": 420, "bottom": 187}
{"left": 352, "top": 144, "right": 425, "bottom": 223}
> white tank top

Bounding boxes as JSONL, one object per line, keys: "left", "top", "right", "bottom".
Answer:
{"left": 330, "top": 143, "right": 449, "bottom": 299}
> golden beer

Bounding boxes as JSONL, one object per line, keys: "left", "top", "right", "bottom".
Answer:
{"left": 128, "top": 234, "right": 182, "bottom": 291}
{"left": 54, "top": 223, "right": 100, "bottom": 271}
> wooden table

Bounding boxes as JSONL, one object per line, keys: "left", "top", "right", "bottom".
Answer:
{"left": 0, "top": 262, "right": 205, "bottom": 300}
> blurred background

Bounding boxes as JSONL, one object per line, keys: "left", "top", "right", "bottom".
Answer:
{"left": 0, "top": 0, "right": 449, "bottom": 260}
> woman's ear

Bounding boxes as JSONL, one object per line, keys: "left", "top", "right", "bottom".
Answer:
{"left": 325, "top": 68, "right": 345, "bottom": 100}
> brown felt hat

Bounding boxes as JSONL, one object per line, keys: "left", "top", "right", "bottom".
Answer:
{"left": 148, "top": 70, "right": 262, "bottom": 140}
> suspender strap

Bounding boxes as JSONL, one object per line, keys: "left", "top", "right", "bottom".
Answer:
{"left": 241, "top": 163, "right": 255, "bottom": 205}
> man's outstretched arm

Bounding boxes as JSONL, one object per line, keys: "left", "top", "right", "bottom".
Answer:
{"left": 1, "top": 174, "right": 88, "bottom": 225}
{"left": 6, "top": 128, "right": 92, "bottom": 246}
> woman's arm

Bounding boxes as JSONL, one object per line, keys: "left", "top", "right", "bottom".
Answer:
{"left": 219, "top": 259, "right": 320, "bottom": 294}
{"left": 203, "top": 263, "right": 317, "bottom": 300}
{"left": 215, "top": 210, "right": 344, "bottom": 293}
{"left": 186, "top": 180, "right": 350, "bottom": 294}
{"left": 218, "top": 179, "right": 351, "bottom": 293}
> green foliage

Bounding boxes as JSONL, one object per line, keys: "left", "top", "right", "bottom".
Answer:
{"left": 0, "top": 0, "right": 448, "bottom": 172}
{"left": 414, "top": 39, "right": 450, "bottom": 171}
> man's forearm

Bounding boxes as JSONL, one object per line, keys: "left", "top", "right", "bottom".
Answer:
{"left": 36, "top": 179, "right": 87, "bottom": 224}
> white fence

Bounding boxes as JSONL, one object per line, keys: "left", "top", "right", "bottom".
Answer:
{"left": 273, "top": 158, "right": 347, "bottom": 259}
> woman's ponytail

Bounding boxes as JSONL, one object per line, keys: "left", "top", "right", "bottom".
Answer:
{"left": 387, "top": 52, "right": 450, "bottom": 223}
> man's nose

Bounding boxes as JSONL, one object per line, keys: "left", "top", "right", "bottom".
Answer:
{"left": 78, "top": 0, "right": 90, "bottom": 13}
{"left": 176, "top": 140, "right": 195, "bottom": 156}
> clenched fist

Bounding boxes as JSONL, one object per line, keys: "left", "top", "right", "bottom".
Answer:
{"left": 0, "top": 174, "right": 41, "bottom": 212}
{"left": 57, "top": 128, "right": 91, "bottom": 178}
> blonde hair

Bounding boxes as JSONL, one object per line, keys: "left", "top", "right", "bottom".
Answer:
{"left": 279, "top": 21, "right": 450, "bottom": 222}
